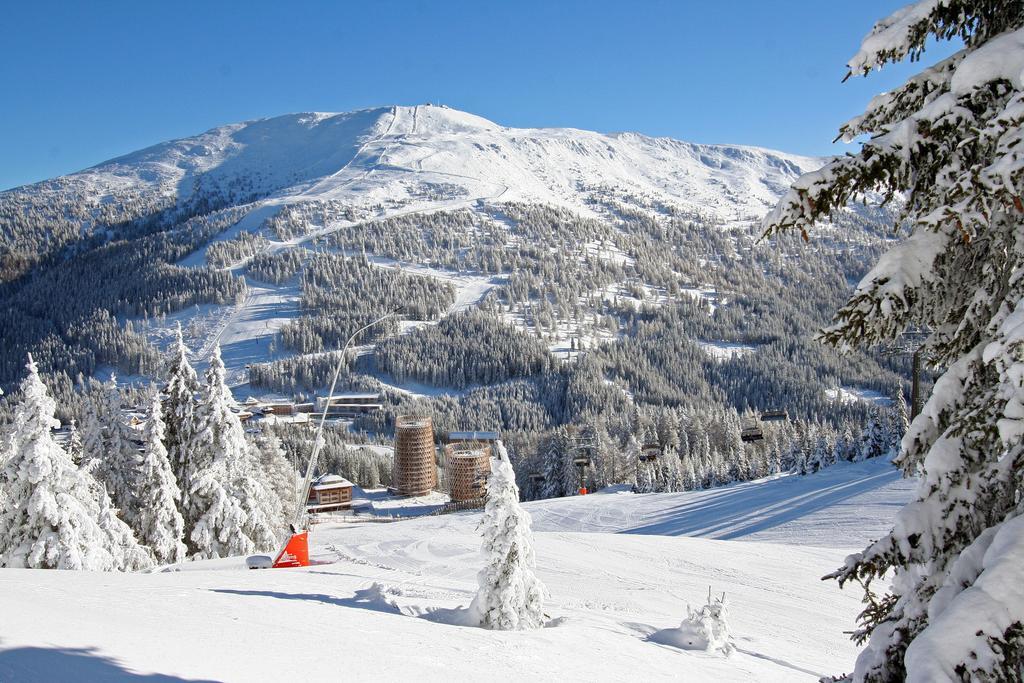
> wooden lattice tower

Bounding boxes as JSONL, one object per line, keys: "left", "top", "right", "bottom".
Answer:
{"left": 393, "top": 415, "right": 437, "bottom": 496}
{"left": 444, "top": 442, "right": 492, "bottom": 502}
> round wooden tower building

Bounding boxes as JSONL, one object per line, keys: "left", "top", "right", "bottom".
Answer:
{"left": 444, "top": 442, "right": 492, "bottom": 502}
{"left": 393, "top": 415, "right": 437, "bottom": 496}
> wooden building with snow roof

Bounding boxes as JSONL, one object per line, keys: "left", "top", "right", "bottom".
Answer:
{"left": 306, "top": 474, "right": 355, "bottom": 512}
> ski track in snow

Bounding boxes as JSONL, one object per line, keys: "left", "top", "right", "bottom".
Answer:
{"left": 0, "top": 456, "right": 913, "bottom": 682}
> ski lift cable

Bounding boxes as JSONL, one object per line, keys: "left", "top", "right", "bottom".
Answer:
{"left": 291, "top": 309, "right": 397, "bottom": 529}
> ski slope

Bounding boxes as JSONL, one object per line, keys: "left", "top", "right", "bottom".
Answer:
{"left": 528, "top": 456, "right": 914, "bottom": 549}
{"left": 0, "top": 457, "right": 912, "bottom": 682}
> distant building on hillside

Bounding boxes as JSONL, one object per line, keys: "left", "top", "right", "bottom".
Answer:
{"left": 445, "top": 430, "right": 500, "bottom": 444}
{"left": 316, "top": 393, "right": 382, "bottom": 418}
{"left": 306, "top": 474, "right": 354, "bottom": 512}
{"left": 262, "top": 403, "right": 295, "bottom": 416}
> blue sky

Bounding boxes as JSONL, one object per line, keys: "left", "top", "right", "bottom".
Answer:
{"left": 0, "top": 1, "right": 956, "bottom": 190}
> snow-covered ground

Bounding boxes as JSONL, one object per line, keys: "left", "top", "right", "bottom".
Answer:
{"left": 698, "top": 341, "right": 760, "bottom": 362}
{"left": 528, "top": 456, "right": 913, "bottom": 549}
{"left": 825, "top": 386, "right": 893, "bottom": 408}
{"left": 0, "top": 456, "right": 912, "bottom": 681}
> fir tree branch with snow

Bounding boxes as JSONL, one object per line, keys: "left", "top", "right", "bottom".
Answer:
{"left": 763, "top": 2, "right": 1024, "bottom": 680}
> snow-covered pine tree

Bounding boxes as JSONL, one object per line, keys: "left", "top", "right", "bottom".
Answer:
{"left": 163, "top": 323, "right": 200, "bottom": 519}
{"left": 539, "top": 429, "right": 561, "bottom": 498}
{"left": 763, "top": 3, "right": 1024, "bottom": 679}
{"left": 657, "top": 409, "right": 681, "bottom": 452}
{"left": 135, "top": 389, "right": 186, "bottom": 565}
{"left": 93, "top": 376, "right": 143, "bottom": 526}
{"left": 190, "top": 346, "right": 281, "bottom": 556}
{"left": 678, "top": 428, "right": 691, "bottom": 465}
{"left": 890, "top": 386, "right": 910, "bottom": 453}
{"left": 540, "top": 426, "right": 575, "bottom": 498}
{"left": 255, "top": 431, "right": 298, "bottom": 518}
{"left": 633, "top": 424, "right": 656, "bottom": 493}
{"left": 65, "top": 419, "right": 83, "bottom": 466}
{"left": 0, "top": 356, "right": 117, "bottom": 570}
{"left": 634, "top": 458, "right": 655, "bottom": 494}
{"left": 835, "top": 425, "right": 856, "bottom": 463}
{"left": 857, "top": 410, "right": 888, "bottom": 462}
{"left": 681, "top": 451, "right": 698, "bottom": 490}
{"left": 622, "top": 433, "right": 642, "bottom": 489}
{"left": 188, "top": 464, "right": 252, "bottom": 560}
{"left": 469, "top": 441, "right": 546, "bottom": 630}
{"left": 582, "top": 416, "right": 613, "bottom": 491}
{"left": 77, "top": 395, "right": 106, "bottom": 472}
{"left": 658, "top": 445, "right": 683, "bottom": 492}
{"left": 96, "top": 484, "right": 155, "bottom": 572}
{"left": 807, "top": 434, "right": 829, "bottom": 474}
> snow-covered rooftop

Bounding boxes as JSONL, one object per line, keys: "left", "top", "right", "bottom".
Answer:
{"left": 312, "top": 474, "right": 354, "bottom": 490}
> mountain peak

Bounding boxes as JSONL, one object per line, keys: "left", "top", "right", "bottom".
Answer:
{"left": 9, "top": 104, "right": 822, "bottom": 226}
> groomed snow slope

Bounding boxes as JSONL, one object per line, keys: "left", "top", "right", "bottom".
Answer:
{"left": 0, "top": 457, "right": 909, "bottom": 682}
{"left": 529, "top": 455, "right": 914, "bottom": 548}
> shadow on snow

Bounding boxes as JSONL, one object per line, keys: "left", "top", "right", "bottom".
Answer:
{"left": 0, "top": 645, "right": 218, "bottom": 683}
{"left": 621, "top": 462, "right": 901, "bottom": 539}
{"left": 209, "top": 586, "right": 402, "bottom": 614}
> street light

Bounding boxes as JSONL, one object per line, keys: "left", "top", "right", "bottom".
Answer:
{"left": 292, "top": 310, "right": 398, "bottom": 529}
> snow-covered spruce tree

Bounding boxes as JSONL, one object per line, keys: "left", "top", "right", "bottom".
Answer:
{"left": 658, "top": 445, "right": 683, "bottom": 492}
{"left": 163, "top": 323, "right": 200, "bottom": 520}
{"left": 96, "top": 484, "right": 155, "bottom": 572}
{"left": 65, "top": 419, "right": 83, "bottom": 466}
{"left": 188, "top": 464, "right": 252, "bottom": 560}
{"left": 190, "top": 346, "right": 281, "bottom": 556}
{"left": 623, "top": 433, "right": 642, "bottom": 488}
{"left": 890, "top": 386, "right": 910, "bottom": 452}
{"left": 77, "top": 395, "right": 106, "bottom": 472}
{"left": 763, "top": 3, "right": 1024, "bottom": 679}
{"left": 634, "top": 456, "right": 655, "bottom": 494}
{"left": 94, "top": 376, "right": 142, "bottom": 527}
{"left": 469, "top": 441, "right": 546, "bottom": 630}
{"left": 0, "top": 356, "right": 117, "bottom": 570}
{"left": 857, "top": 410, "right": 889, "bottom": 462}
{"left": 255, "top": 430, "right": 298, "bottom": 517}
{"left": 135, "top": 389, "right": 187, "bottom": 565}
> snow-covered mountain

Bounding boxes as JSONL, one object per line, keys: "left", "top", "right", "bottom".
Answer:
{"left": 2, "top": 102, "right": 900, "bottom": 433}
{"left": 27, "top": 104, "right": 821, "bottom": 228}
